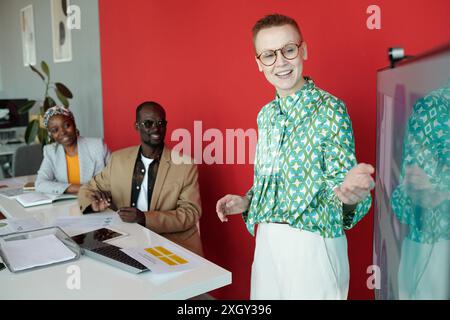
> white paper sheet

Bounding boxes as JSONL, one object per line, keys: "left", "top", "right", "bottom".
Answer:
{"left": 121, "top": 242, "right": 201, "bottom": 274}
{"left": 0, "top": 234, "right": 76, "bottom": 271}
{"left": 0, "top": 187, "right": 26, "bottom": 198}
{"left": 52, "top": 213, "right": 116, "bottom": 235}
{"left": 15, "top": 192, "right": 77, "bottom": 207}
{"left": 0, "top": 218, "right": 43, "bottom": 236}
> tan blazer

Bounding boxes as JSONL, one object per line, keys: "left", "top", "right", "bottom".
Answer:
{"left": 78, "top": 146, "right": 203, "bottom": 256}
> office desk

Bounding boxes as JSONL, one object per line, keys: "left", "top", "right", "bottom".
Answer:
{"left": 0, "top": 176, "right": 231, "bottom": 299}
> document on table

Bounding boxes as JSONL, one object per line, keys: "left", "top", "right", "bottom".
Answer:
{"left": 0, "top": 234, "right": 76, "bottom": 271}
{"left": 0, "top": 187, "right": 26, "bottom": 198}
{"left": 52, "top": 213, "right": 116, "bottom": 234}
{"left": 16, "top": 192, "right": 77, "bottom": 207}
{"left": 0, "top": 218, "right": 43, "bottom": 236}
{"left": 121, "top": 241, "right": 201, "bottom": 274}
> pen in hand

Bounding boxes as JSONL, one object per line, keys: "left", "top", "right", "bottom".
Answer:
{"left": 116, "top": 207, "right": 146, "bottom": 225}
{"left": 89, "top": 190, "right": 114, "bottom": 212}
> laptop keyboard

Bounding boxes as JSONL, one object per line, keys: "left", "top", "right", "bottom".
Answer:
{"left": 91, "top": 245, "right": 148, "bottom": 270}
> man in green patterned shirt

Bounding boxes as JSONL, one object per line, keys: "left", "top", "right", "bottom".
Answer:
{"left": 216, "top": 14, "right": 375, "bottom": 299}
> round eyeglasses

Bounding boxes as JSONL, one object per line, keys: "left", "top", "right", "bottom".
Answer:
{"left": 137, "top": 119, "right": 167, "bottom": 129}
{"left": 256, "top": 42, "right": 303, "bottom": 67}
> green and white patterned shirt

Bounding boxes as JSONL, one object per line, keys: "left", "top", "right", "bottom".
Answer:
{"left": 391, "top": 83, "right": 450, "bottom": 244}
{"left": 243, "top": 78, "right": 372, "bottom": 238}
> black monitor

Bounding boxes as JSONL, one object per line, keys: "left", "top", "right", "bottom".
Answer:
{"left": 0, "top": 99, "right": 30, "bottom": 128}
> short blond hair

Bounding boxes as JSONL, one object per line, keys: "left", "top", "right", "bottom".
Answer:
{"left": 252, "top": 14, "right": 303, "bottom": 44}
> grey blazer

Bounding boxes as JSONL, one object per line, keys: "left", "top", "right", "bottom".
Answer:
{"left": 35, "top": 137, "right": 111, "bottom": 194}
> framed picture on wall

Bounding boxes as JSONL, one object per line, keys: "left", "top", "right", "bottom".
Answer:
{"left": 51, "top": 0, "right": 72, "bottom": 63}
{"left": 20, "top": 5, "right": 37, "bottom": 66}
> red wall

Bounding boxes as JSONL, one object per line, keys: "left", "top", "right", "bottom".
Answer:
{"left": 98, "top": 0, "right": 450, "bottom": 299}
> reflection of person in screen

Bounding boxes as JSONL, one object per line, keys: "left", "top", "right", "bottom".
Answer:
{"left": 391, "top": 81, "right": 449, "bottom": 300}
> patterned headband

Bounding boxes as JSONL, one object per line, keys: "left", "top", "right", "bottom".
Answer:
{"left": 43, "top": 105, "right": 75, "bottom": 129}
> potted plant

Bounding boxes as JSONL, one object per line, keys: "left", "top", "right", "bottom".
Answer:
{"left": 18, "top": 60, "right": 73, "bottom": 145}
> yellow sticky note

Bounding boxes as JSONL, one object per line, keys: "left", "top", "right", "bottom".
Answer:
{"left": 159, "top": 256, "right": 177, "bottom": 266}
{"left": 145, "top": 247, "right": 161, "bottom": 257}
{"left": 155, "top": 246, "right": 172, "bottom": 255}
{"left": 169, "top": 254, "right": 188, "bottom": 264}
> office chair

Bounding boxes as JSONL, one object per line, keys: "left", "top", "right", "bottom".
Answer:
{"left": 12, "top": 143, "right": 43, "bottom": 177}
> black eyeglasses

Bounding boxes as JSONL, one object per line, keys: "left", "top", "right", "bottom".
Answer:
{"left": 256, "top": 41, "right": 303, "bottom": 66}
{"left": 137, "top": 119, "right": 168, "bottom": 129}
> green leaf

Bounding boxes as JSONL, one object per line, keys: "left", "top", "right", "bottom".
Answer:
{"left": 30, "top": 65, "right": 45, "bottom": 82}
{"left": 55, "top": 88, "right": 69, "bottom": 107}
{"left": 43, "top": 98, "right": 49, "bottom": 111}
{"left": 18, "top": 100, "right": 36, "bottom": 114}
{"left": 37, "top": 127, "right": 48, "bottom": 145}
{"left": 24, "top": 119, "right": 39, "bottom": 144}
{"left": 55, "top": 82, "right": 73, "bottom": 98}
{"left": 41, "top": 61, "right": 50, "bottom": 79}
{"left": 43, "top": 96, "right": 57, "bottom": 111}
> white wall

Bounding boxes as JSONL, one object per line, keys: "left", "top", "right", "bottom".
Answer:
{"left": 0, "top": 0, "right": 104, "bottom": 138}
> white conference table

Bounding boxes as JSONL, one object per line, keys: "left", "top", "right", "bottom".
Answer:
{"left": 0, "top": 176, "right": 231, "bottom": 300}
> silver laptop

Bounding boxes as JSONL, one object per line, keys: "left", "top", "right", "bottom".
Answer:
{"left": 71, "top": 229, "right": 148, "bottom": 274}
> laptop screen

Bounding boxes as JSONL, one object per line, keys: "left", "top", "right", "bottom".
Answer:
{"left": 71, "top": 228, "right": 123, "bottom": 249}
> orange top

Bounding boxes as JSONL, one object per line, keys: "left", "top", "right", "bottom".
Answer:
{"left": 65, "top": 154, "right": 80, "bottom": 185}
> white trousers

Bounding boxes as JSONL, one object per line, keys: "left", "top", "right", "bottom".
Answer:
{"left": 250, "top": 223, "right": 349, "bottom": 300}
{"left": 398, "top": 238, "right": 450, "bottom": 300}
